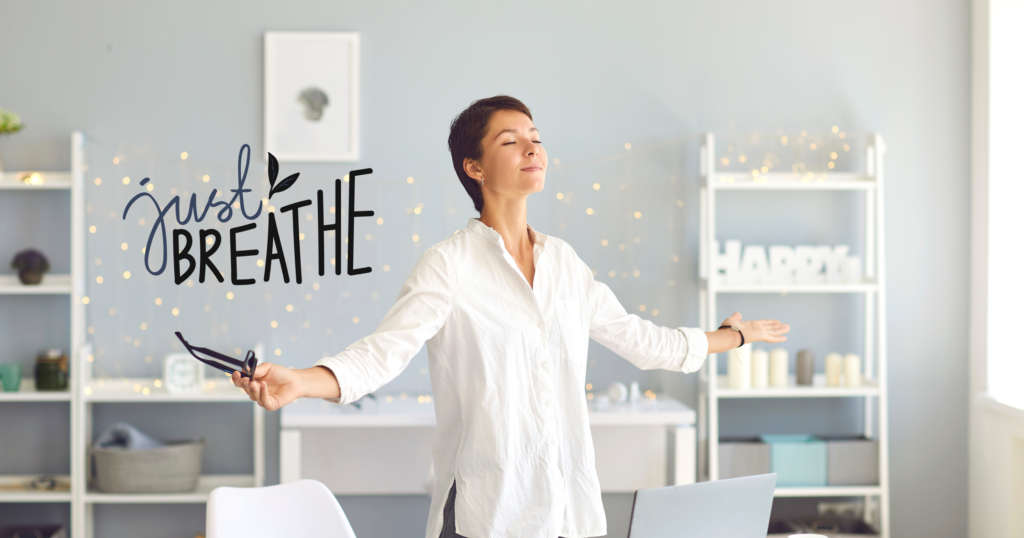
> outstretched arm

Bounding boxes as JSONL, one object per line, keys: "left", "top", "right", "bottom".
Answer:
{"left": 233, "top": 245, "right": 454, "bottom": 410}
{"left": 706, "top": 312, "right": 790, "bottom": 354}
{"left": 580, "top": 251, "right": 788, "bottom": 373}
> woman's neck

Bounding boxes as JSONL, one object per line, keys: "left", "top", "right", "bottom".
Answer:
{"left": 478, "top": 199, "right": 533, "bottom": 259}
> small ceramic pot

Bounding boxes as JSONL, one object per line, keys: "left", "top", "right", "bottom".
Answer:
{"left": 19, "top": 270, "right": 45, "bottom": 285}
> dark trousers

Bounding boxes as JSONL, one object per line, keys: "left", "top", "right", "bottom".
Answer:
{"left": 439, "top": 480, "right": 567, "bottom": 538}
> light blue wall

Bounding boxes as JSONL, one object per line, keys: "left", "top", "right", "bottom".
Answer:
{"left": 1, "top": 0, "right": 968, "bottom": 536}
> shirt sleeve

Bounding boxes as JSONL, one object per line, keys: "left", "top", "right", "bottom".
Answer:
{"left": 313, "top": 245, "right": 454, "bottom": 405}
{"left": 578, "top": 253, "right": 708, "bottom": 374}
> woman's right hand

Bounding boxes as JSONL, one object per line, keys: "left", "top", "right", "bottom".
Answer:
{"left": 231, "top": 362, "right": 304, "bottom": 411}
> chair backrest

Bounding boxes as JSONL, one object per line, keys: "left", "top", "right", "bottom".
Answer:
{"left": 206, "top": 479, "right": 357, "bottom": 538}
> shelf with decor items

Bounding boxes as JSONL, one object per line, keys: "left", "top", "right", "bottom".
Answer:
{"left": 71, "top": 342, "right": 266, "bottom": 537}
{"left": 0, "top": 132, "right": 86, "bottom": 520}
{"left": 711, "top": 375, "right": 880, "bottom": 399}
{"left": 696, "top": 132, "right": 889, "bottom": 537}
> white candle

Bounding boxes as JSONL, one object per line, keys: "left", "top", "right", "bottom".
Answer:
{"left": 825, "top": 352, "right": 842, "bottom": 387}
{"left": 769, "top": 348, "right": 788, "bottom": 388}
{"left": 727, "top": 344, "right": 752, "bottom": 389}
{"left": 842, "top": 256, "right": 862, "bottom": 284}
{"left": 843, "top": 353, "right": 862, "bottom": 387}
{"left": 751, "top": 349, "right": 769, "bottom": 388}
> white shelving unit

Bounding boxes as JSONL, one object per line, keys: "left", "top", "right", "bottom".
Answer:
{"left": 696, "top": 133, "right": 890, "bottom": 537}
{"left": 71, "top": 341, "right": 266, "bottom": 537}
{"left": 0, "top": 132, "right": 267, "bottom": 537}
{"left": 0, "top": 133, "right": 86, "bottom": 520}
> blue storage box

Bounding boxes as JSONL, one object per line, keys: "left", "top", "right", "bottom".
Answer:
{"left": 760, "top": 434, "right": 827, "bottom": 487}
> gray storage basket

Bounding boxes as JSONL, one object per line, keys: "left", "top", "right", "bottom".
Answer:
{"left": 90, "top": 440, "right": 204, "bottom": 493}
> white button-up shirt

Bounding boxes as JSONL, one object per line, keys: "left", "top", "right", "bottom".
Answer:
{"left": 314, "top": 217, "right": 708, "bottom": 538}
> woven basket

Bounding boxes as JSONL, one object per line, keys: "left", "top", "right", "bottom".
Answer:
{"left": 91, "top": 440, "right": 204, "bottom": 493}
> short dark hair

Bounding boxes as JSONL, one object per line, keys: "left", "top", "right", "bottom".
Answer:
{"left": 448, "top": 96, "right": 533, "bottom": 213}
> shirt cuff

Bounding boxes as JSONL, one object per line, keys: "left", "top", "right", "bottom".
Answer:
{"left": 675, "top": 327, "right": 709, "bottom": 373}
{"left": 312, "top": 355, "right": 351, "bottom": 405}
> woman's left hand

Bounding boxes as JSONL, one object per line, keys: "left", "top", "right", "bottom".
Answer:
{"left": 720, "top": 312, "right": 790, "bottom": 344}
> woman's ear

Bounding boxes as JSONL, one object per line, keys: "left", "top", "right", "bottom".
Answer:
{"left": 463, "top": 157, "right": 484, "bottom": 182}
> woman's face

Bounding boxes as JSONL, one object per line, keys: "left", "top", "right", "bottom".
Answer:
{"left": 464, "top": 109, "right": 547, "bottom": 199}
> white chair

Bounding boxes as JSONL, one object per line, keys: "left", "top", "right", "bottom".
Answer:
{"left": 206, "top": 479, "right": 357, "bottom": 537}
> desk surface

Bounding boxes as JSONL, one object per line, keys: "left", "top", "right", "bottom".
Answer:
{"left": 282, "top": 394, "right": 695, "bottom": 428}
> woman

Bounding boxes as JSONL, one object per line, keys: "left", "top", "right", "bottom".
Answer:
{"left": 232, "top": 95, "right": 790, "bottom": 538}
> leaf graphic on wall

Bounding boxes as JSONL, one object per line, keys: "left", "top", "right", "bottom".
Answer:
{"left": 269, "top": 172, "right": 299, "bottom": 199}
{"left": 268, "top": 152, "right": 280, "bottom": 189}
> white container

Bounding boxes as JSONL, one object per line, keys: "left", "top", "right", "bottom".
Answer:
{"left": 728, "top": 344, "right": 752, "bottom": 389}
{"left": 825, "top": 353, "right": 843, "bottom": 387}
{"left": 769, "top": 348, "right": 788, "bottom": 388}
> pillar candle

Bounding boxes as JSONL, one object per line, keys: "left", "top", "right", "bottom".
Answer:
{"left": 825, "top": 352, "right": 843, "bottom": 387}
{"left": 727, "top": 344, "right": 752, "bottom": 389}
{"left": 769, "top": 348, "right": 789, "bottom": 388}
{"left": 843, "top": 353, "right": 862, "bottom": 387}
{"left": 842, "top": 256, "right": 862, "bottom": 284}
{"left": 796, "top": 349, "right": 815, "bottom": 385}
{"left": 751, "top": 349, "right": 769, "bottom": 388}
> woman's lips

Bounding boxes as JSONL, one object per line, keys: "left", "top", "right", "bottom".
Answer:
{"left": 521, "top": 165, "right": 543, "bottom": 172}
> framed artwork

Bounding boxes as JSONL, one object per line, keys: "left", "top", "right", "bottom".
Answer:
{"left": 264, "top": 31, "right": 360, "bottom": 162}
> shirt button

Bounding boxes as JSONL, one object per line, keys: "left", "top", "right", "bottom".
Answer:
{"left": 541, "top": 360, "right": 548, "bottom": 368}
{"left": 543, "top": 399, "right": 550, "bottom": 407}
{"left": 537, "top": 321, "right": 544, "bottom": 329}
{"left": 550, "top": 439, "right": 557, "bottom": 446}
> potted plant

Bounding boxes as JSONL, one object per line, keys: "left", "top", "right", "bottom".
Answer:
{"left": 11, "top": 249, "right": 50, "bottom": 285}
{"left": 0, "top": 107, "right": 25, "bottom": 176}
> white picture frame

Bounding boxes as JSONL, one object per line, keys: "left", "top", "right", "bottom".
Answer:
{"left": 264, "top": 31, "right": 360, "bottom": 162}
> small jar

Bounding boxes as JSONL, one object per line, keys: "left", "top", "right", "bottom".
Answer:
{"left": 35, "top": 348, "right": 68, "bottom": 391}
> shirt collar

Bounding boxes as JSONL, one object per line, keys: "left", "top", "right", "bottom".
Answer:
{"left": 466, "top": 217, "right": 547, "bottom": 250}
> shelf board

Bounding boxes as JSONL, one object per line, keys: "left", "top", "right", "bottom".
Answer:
{"left": 0, "top": 379, "right": 72, "bottom": 402}
{"left": 0, "top": 274, "right": 73, "bottom": 294}
{"left": 84, "top": 377, "right": 251, "bottom": 402}
{"left": 774, "top": 485, "right": 882, "bottom": 497}
{"left": 0, "top": 475, "right": 72, "bottom": 503}
{"left": 85, "top": 474, "right": 254, "bottom": 504}
{"left": 0, "top": 172, "right": 72, "bottom": 190}
{"left": 714, "top": 375, "right": 879, "bottom": 398}
{"left": 709, "top": 172, "right": 875, "bottom": 190}
{"left": 703, "top": 278, "right": 878, "bottom": 294}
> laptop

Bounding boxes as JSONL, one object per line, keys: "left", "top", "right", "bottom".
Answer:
{"left": 626, "top": 474, "right": 777, "bottom": 538}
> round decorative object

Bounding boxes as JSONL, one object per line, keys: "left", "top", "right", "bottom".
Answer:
{"left": 11, "top": 249, "right": 50, "bottom": 285}
{"left": 163, "top": 353, "right": 205, "bottom": 394}
{"left": 606, "top": 382, "right": 628, "bottom": 404}
{"left": 35, "top": 349, "right": 68, "bottom": 391}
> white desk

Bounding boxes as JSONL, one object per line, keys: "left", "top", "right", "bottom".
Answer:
{"left": 280, "top": 395, "right": 695, "bottom": 494}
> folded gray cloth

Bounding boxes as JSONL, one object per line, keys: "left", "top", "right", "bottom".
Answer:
{"left": 93, "top": 422, "right": 165, "bottom": 450}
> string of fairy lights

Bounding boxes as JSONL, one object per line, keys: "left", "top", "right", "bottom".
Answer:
{"left": 79, "top": 128, "right": 854, "bottom": 397}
